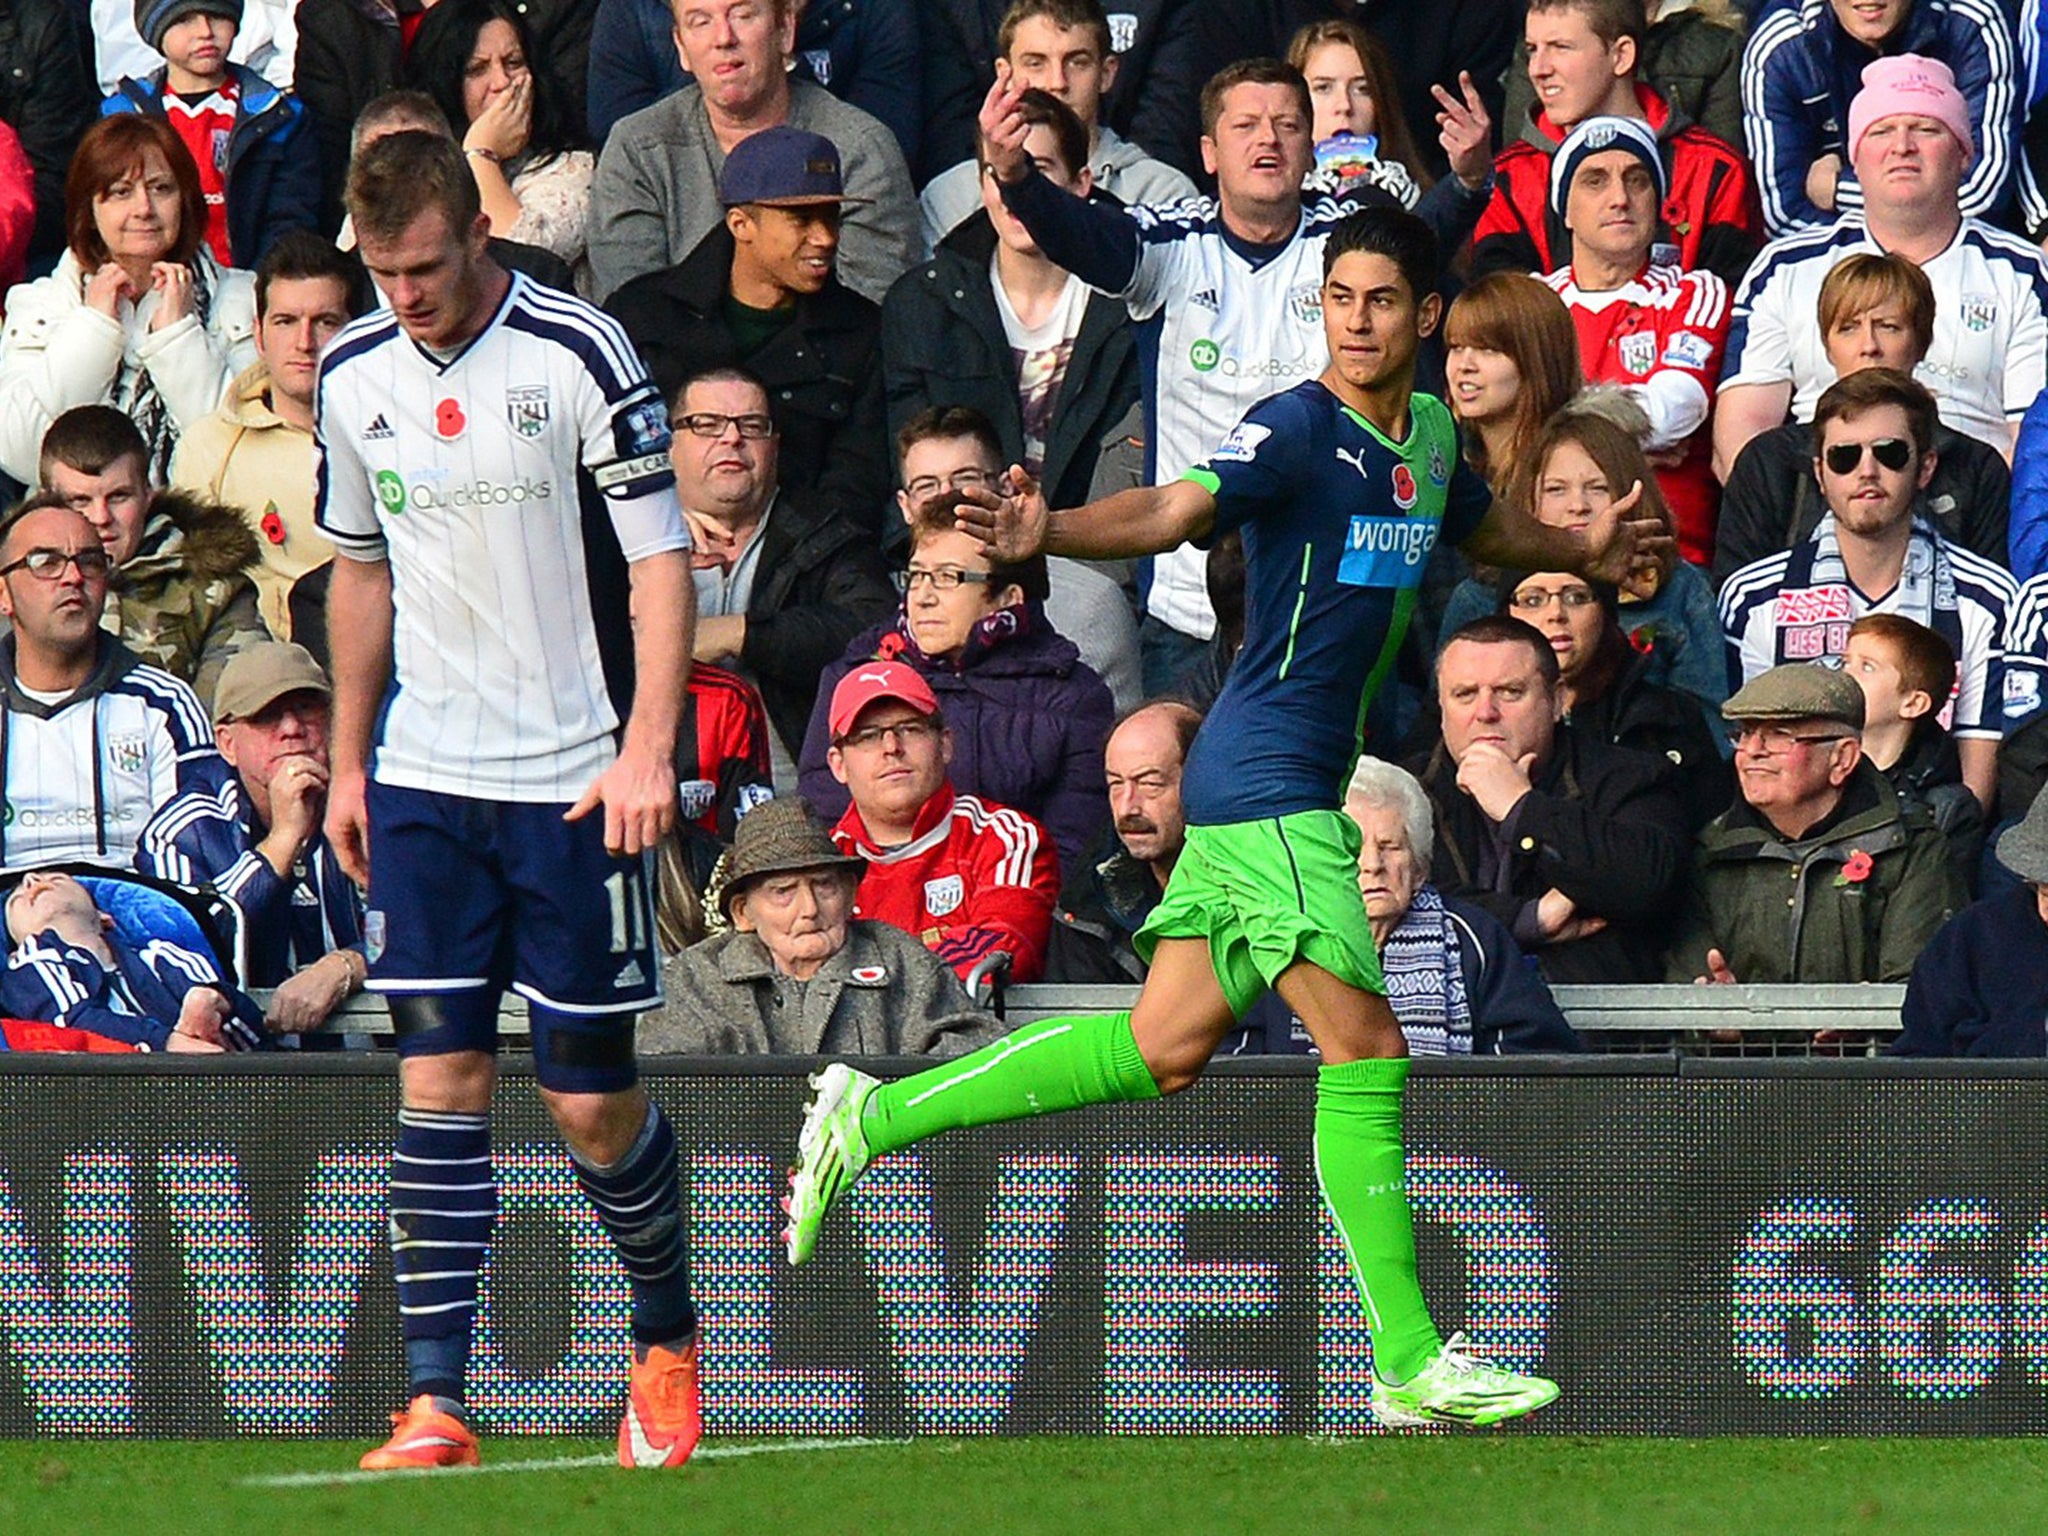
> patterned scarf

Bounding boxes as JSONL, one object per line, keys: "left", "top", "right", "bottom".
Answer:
{"left": 880, "top": 600, "right": 1037, "bottom": 670}
{"left": 117, "top": 258, "right": 217, "bottom": 484}
{"left": 1377, "top": 884, "right": 1472, "bottom": 1056}
{"left": 1769, "top": 514, "right": 1963, "bottom": 673}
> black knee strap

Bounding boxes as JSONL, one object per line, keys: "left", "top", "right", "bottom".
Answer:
{"left": 536, "top": 1023, "right": 637, "bottom": 1072}
{"left": 388, "top": 993, "right": 459, "bottom": 1038}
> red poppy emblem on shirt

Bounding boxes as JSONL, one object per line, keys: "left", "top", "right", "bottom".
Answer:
{"left": 435, "top": 397, "right": 467, "bottom": 439}
{"left": 259, "top": 504, "right": 285, "bottom": 545}
{"left": 1391, "top": 463, "right": 1417, "bottom": 510}
{"left": 1836, "top": 850, "right": 1875, "bottom": 887}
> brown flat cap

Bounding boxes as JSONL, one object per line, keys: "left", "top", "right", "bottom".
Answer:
{"left": 1721, "top": 663, "right": 1865, "bottom": 732}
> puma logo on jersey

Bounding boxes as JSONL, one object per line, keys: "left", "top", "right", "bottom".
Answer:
{"left": 1335, "top": 446, "right": 1373, "bottom": 482}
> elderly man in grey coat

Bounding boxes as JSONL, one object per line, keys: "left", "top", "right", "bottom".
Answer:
{"left": 640, "top": 796, "right": 1002, "bottom": 1056}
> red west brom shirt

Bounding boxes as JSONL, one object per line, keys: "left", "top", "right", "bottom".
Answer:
{"left": 680, "top": 661, "right": 772, "bottom": 839}
{"left": 165, "top": 84, "right": 236, "bottom": 265}
{"left": 1542, "top": 261, "right": 1730, "bottom": 565}
{"left": 831, "top": 782, "right": 1059, "bottom": 983}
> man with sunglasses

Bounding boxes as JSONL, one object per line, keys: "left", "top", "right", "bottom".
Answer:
{"left": 1719, "top": 368, "right": 2015, "bottom": 811}
{"left": 0, "top": 494, "right": 228, "bottom": 872}
{"left": 667, "top": 364, "right": 894, "bottom": 771}
{"left": 606, "top": 127, "right": 889, "bottom": 538}
{"left": 1667, "top": 660, "right": 1962, "bottom": 986}
{"left": 821, "top": 660, "right": 1059, "bottom": 983}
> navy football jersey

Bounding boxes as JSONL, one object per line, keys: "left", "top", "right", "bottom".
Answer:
{"left": 1180, "top": 380, "right": 1490, "bottom": 824}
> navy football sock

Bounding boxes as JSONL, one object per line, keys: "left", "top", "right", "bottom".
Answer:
{"left": 572, "top": 1099, "right": 698, "bottom": 1349}
{"left": 390, "top": 1107, "right": 496, "bottom": 1404}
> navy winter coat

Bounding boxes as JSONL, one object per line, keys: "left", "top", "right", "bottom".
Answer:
{"left": 102, "top": 63, "right": 319, "bottom": 267}
{"left": 1896, "top": 887, "right": 2048, "bottom": 1055}
{"left": 797, "top": 605, "right": 1115, "bottom": 876}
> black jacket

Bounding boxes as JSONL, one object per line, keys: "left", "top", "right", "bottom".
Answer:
{"left": 0, "top": 0, "right": 96, "bottom": 264}
{"left": 1567, "top": 645, "right": 1732, "bottom": 832}
{"left": 1714, "top": 418, "right": 2011, "bottom": 587}
{"left": 1044, "top": 835, "right": 1162, "bottom": 984}
{"left": 881, "top": 212, "right": 1138, "bottom": 517}
{"left": 294, "top": 0, "right": 401, "bottom": 234}
{"left": 605, "top": 224, "right": 891, "bottom": 535}
{"left": 1880, "top": 717, "right": 1986, "bottom": 898}
{"left": 736, "top": 490, "right": 897, "bottom": 755}
{"left": 1411, "top": 724, "right": 1692, "bottom": 984}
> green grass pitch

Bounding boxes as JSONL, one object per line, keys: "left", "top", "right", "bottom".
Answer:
{"left": 4, "top": 1437, "right": 2045, "bottom": 1535}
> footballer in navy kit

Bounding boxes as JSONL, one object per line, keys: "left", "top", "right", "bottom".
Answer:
{"left": 314, "top": 131, "right": 703, "bottom": 1472}
{"left": 783, "top": 199, "right": 1669, "bottom": 1429}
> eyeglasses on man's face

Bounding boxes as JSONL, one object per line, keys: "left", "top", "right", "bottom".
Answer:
{"left": 0, "top": 547, "right": 111, "bottom": 581}
{"left": 903, "top": 467, "right": 996, "bottom": 501}
{"left": 671, "top": 412, "right": 775, "bottom": 439}
{"left": 836, "top": 716, "right": 941, "bottom": 751}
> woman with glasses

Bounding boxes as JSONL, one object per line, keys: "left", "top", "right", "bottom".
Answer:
{"left": 1496, "top": 568, "right": 1729, "bottom": 828}
{"left": 796, "top": 489, "right": 1114, "bottom": 875}
{"left": 1436, "top": 400, "right": 1727, "bottom": 715}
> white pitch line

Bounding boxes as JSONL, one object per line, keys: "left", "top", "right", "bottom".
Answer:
{"left": 242, "top": 1436, "right": 909, "bottom": 1489}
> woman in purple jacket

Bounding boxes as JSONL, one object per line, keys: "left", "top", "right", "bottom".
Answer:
{"left": 797, "top": 496, "right": 1114, "bottom": 877}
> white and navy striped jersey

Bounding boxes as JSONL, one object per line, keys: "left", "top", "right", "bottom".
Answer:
{"left": 314, "top": 271, "right": 689, "bottom": 802}
{"left": 2002, "top": 572, "right": 2048, "bottom": 733}
{"left": 1119, "top": 195, "right": 1357, "bottom": 639}
{"left": 0, "top": 644, "right": 226, "bottom": 873}
{"left": 1718, "top": 518, "right": 2016, "bottom": 739}
{"left": 1721, "top": 216, "right": 2048, "bottom": 451}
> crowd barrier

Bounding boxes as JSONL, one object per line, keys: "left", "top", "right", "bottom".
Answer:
{"left": 301, "top": 982, "right": 1913, "bottom": 1052}
{"left": 7, "top": 1048, "right": 2042, "bottom": 1440}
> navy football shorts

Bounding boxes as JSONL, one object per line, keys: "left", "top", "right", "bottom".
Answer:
{"left": 363, "top": 781, "right": 661, "bottom": 1092}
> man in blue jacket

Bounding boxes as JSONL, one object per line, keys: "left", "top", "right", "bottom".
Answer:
{"left": 1742, "top": 0, "right": 2018, "bottom": 234}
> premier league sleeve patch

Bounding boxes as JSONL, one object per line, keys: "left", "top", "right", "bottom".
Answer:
{"left": 1208, "top": 422, "right": 1271, "bottom": 465}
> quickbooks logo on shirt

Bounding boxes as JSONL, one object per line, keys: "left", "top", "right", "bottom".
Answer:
{"left": 1338, "top": 515, "right": 1439, "bottom": 590}
{"left": 375, "top": 475, "right": 556, "bottom": 514}
{"left": 1190, "top": 338, "right": 1221, "bottom": 371}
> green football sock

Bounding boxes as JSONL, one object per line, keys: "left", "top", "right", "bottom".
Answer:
{"left": 860, "top": 1012, "right": 1160, "bottom": 1158}
{"left": 1315, "top": 1057, "right": 1443, "bottom": 1385}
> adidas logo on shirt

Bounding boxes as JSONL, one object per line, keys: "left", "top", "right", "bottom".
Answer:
{"left": 362, "top": 413, "right": 394, "bottom": 441}
{"left": 613, "top": 959, "right": 646, "bottom": 989}
{"left": 1189, "top": 287, "right": 1220, "bottom": 310}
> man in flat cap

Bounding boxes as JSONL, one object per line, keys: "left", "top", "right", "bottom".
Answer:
{"left": 137, "top": 639, "right": 366, "bottom": 1035}
{"left": 1667, "top": 660, "right": 1963, "bottom": 984}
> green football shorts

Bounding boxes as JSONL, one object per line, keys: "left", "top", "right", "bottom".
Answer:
{"left": 1134, "top": 810, "right": 1387, "bottom": 1019}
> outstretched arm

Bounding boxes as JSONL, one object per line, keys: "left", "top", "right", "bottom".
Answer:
{"left": 1457, "top": 480, "right": 1673, "bottom": 588}
{"left": 955, "top": 474, "right": 1217, "bottom": 563}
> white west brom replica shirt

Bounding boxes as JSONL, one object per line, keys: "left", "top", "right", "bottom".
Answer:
{"left": 0, "top": 653, "right": 224, "bottom": 872}
{"left": 1119, "top": 196, "right": 1354, "bottom": 639}
{"left": 315, "top": 272, "right": 688, "bottom": 802}
{"left": 1721, "top": 216, "right": 2048, "bottom": 451}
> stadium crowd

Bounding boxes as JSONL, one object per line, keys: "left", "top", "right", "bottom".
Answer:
{"left": 10, "top": 0, "right": 2048, "bottom": 1056}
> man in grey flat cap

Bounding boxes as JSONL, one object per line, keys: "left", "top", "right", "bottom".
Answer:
{"left": 1666, "top": 661, "right": 1963, "bottom": 984}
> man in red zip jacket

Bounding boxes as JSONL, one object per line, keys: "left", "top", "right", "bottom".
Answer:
{"left": 1471, "top": 0, "right": 1760, "bottom": 290}
{"left": 824, "top": 659, "right": 1058, "bottom": 983}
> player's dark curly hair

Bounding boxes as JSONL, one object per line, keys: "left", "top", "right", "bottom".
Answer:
{"left": 1321, "top": 205, "right": 1438, "bottom": 306}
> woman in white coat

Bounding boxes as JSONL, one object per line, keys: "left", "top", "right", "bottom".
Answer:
{"left": 0, "top": 114, "right": 255, "bottom": 485}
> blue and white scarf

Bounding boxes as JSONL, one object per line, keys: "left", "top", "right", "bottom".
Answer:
{"left": 1378, "top": 884, "right": 1473, "bottom": 1056}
